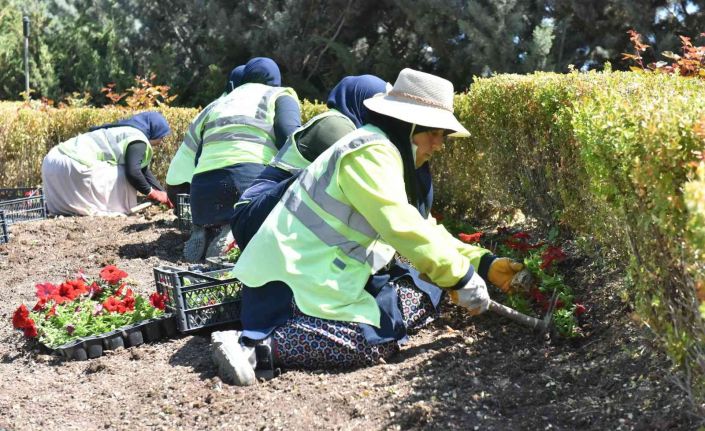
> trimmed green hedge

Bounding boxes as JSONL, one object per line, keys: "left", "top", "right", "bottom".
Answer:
{"left": 0, "top": 99, "right": 326, "bottom": 187}
{"left": 1, "top": 73, "right": 704, "bottom": 406}
{"left": 435, "top": 71, "right": 705, "bottom": 405}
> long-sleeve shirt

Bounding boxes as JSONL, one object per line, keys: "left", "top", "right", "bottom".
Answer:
{"left": 124, "top": 142, "right": 163, "bottom": 194}
{"left": 338, "top": 143, "right": 491, "bottom": 289}
{"left": 272, "top": 94, "right": 301, "bottom": 149}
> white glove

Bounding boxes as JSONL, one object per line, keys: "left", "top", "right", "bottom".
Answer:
{"left": 448, "top": 271, "right": 490, "bottom": 316}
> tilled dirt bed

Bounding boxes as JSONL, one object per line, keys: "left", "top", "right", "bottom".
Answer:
{"left": 0, "top": 209, "right": 698, "bottom": 430}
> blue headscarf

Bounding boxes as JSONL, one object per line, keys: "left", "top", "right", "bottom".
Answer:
{"left": 327, "top": 75, "right": 388, "bottom": 128}
{"left": 90, "top": 111, "right": 171, "bottom": 140}
{"left": 242, "top": 57, "right": 281, "bottom": 86}
{"left": 224, "top": 65, "right": 246, "bottom": 93}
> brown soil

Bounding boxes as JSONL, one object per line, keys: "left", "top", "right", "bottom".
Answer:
{"left": 0, "top": 209, "right": 699, "bottom": 430}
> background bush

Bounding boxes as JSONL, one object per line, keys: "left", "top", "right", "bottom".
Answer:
{"left": 0, "top": 99, "right": 325, "bottom": 188}
{"left": 434, "top": 70, "right": 705, "bottom": 408}
{"left": 1, "top": 72, "right": 704, "bottom": 408}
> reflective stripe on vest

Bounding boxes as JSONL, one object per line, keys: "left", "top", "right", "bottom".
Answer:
{"left": 183, "top": 104, "right": 214, "bottom": 152}
{"left": 194, "top": 84, "right": 297, "bottom": 174}
{"left": 201, "top": 86, "right": 284, "bottom": 152}
{"left": 270, "top": 110, "right": 353, "bottom": 174}
{"left": 281, "top": 132, "right": 392, "bottom": 270}
{"left": 202, "top": 131, "right": 270, "bottom": 146}
{"left": 58, "top": 126, "right": 151, "bottom": 167}
{"left": 166, "top": 95, "right": 226, "bottom": 185}
{"left": 203, "top": 115, "right": 274, "bottom": 137}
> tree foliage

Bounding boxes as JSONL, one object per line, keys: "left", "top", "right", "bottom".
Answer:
{"left": 1, "top": 0, "right": 704, "bottom": 105}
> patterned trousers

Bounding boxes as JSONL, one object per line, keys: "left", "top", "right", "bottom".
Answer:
{"left": 272, "top": 278, "right": 439, "bottom": 369}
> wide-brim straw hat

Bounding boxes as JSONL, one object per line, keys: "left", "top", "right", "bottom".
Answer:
{"left": 363, "top": 68, "right": 470, "bottom": 138}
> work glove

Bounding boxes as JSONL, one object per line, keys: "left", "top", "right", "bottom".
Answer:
{"left": 448, "top": 271, "right": 490, "bottom": 316}
{"left": 146, "top": 189, "right": 174, "bottom": 209}
{"left": 488, "top": 258, "right": 524, "bottom": 293}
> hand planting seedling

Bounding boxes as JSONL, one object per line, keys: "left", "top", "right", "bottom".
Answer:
{"left": 453, "top": 223, "right": 586, "bottom": 338}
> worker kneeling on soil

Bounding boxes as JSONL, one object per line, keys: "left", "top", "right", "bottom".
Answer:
{"left": 165, "top": 65, "right": 246, "bottom": 214}
{"left": 213, "top": 69, "right": 524, "bottom": 385}
{"left": 230, "top": 74, "right": 389, "bottom": 250}
{"left": 41, "top": 112, "right": 172, "bottom": 216}
{"left": 185, "top": 57, "right": 301, "bottom": 262}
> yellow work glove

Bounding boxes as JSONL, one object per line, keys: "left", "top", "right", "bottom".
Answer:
{"left": 487, "top": 258, "right": 524, "bottom": 293}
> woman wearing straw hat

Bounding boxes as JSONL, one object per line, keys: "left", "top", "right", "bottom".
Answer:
{"left": 216, "top": 69, "right": 523, "bottom": 385}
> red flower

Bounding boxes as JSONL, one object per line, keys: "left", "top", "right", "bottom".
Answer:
{"left": 504, "top": 237, "right": 544, "bottom": 253}
{"left": 88, "top": 282, "right": 103, "bottom": 299}
{"left": 540, "top": 246, "right": 567, "bottom": 270}
{"left": 67, "top": 279, "right": 89, "bottom": 295}
{"left": 23, "top": 320, "right": 38, "bottom": 338}
{"left": 33, "top": 297, "right": 48, "bottom": 312}
{"left": 46, "top": 305, "right": 57, "bottom": 319}
{"left": 122, "top": 295, "right": 135, "bottom": 312}
{"left": 99, "top": 265, "right": 128, "bottom": 284}
{"left": 574, "top": 303, "right": 586, "bottom": 317}
{"left": 12, "top": 305, "right": 30, "bottom": 329}
{"left": 56, "top": 282, "right": 78, "bottom": 301}
{"left": 35, "top": 282, "right": 57, "bottom": 299}
{"left": 149, "top": 292, "right": 167, "bottom": 310}
{"left": 529, "top": 288, "right": 546, "bottom": 304}
{"left": 102, "top": 296, "right": 121, "bottom": 313}
{"left": 458, "top": 232, "right": 483, "bottom": 244}
{"left": 512, "top": 232, "right": 531, "bottom": 240}
{"left": 504, "top": 239, "right": 531, "bottom": 252}
{"left": 50, "top": 293, "right": 70, "bottom": 305}
{"left": 225, "top": 240, "right": 238, "bottom": 253}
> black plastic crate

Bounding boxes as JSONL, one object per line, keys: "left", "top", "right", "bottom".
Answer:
{"left": 205, "top": 256, "right": 236, "bottom": 269}
{"left": 176, "top": 193, "right": 191, "bottom": 231}
{"left": 0, "top": 187, "right": 40, "bottom": 201}
{"left": 0, "top": 210, "right": 8, "bottom": 244}
{"left": 0, "top": 187, "right": 46, "bottom": 225}
{"left": 153, "top": 265, "right": 241, "bottom": 332}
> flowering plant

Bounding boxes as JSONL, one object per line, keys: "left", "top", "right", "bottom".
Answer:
{"left": 440, "top": 217, "right": 586, "bottom": 338}
{"left": 11, "top": 265, "right": 168, "bottom": 348}
{"left": 224, "top": 240, "right": 241, "bottom": 263}
{"left": 494, "top": 228, "right": 585, "bottom": 337}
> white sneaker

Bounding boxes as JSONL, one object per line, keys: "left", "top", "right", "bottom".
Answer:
{"left": 211, "top": 331, "right": 256, "bottom": 386}
{"left": 205, "top": 225, "right": 233, "bottom": 259}
{"left": 183, "top": 225, "right": 207, "bottom": 262}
